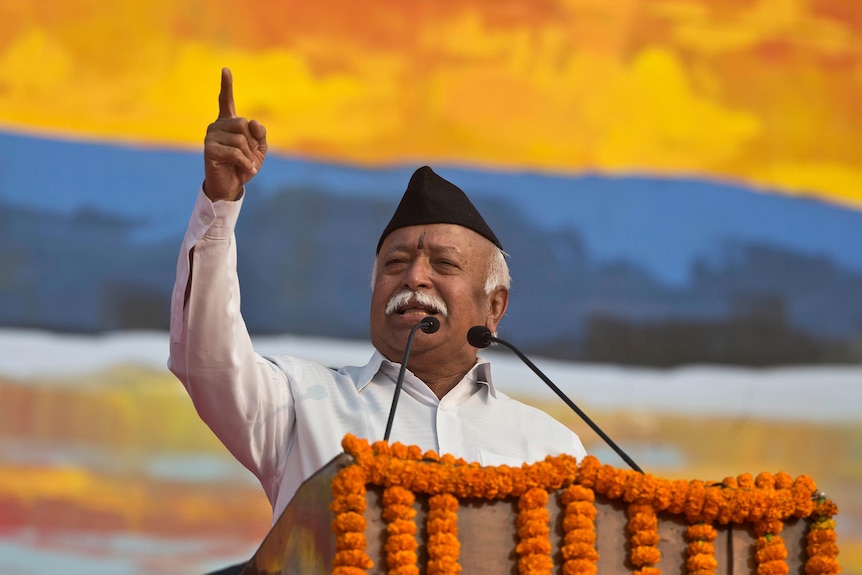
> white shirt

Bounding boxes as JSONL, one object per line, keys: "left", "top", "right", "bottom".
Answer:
{"left": 168, "top": 190, "right": 587, "bottom": 522}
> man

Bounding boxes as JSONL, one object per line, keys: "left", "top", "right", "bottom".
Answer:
{"left": 168, "top": 68, "right": 586, "bottom": 528}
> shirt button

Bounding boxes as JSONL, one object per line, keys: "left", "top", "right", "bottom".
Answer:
{"left": 439, "top": 404, "right": 448, "bottom": 412}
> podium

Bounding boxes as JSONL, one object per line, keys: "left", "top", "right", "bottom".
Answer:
{"left": 240, "top": 435, "right": 840, "bottom": 575}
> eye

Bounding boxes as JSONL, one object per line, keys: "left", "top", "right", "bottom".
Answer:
{"left": 435, "top": 259, "right": 461, "bottom": 271}
{"left": 383, "top": 257, "right": 408, "bottom": 271}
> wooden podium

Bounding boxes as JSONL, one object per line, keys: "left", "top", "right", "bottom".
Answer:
{"left": 240, "top": 435, "right": 839, "bottom": 575}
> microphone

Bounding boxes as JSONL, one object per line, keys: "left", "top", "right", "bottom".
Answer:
{"left": 467, "top": 326, "right": 643, "bottom": 473}
{"left": 383, "top": 316, "right": 441, "bottom": 442}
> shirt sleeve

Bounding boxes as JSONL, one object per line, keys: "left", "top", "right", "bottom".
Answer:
{"left": 167, "top": 188, "right": 293, "bottom": 503}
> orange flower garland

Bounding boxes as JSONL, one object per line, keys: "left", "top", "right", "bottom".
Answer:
{"left": 330, "top": 463, "right": 374, "bottom": 575}
{"left": 753, "top": 473, "right": 789, "bottom": 575}
{"left": 331, "top": 435, "right": 839, "bottom": 575}
{"left": 754, "top": 520, "right": 789, "bottom": 575}
{"left": 805, "top": 496, "right": 840, "bottom": 575}
{"left": 382, "top": 485, "right": 419, "bottom": 575}
{"left": 685, "top": 523, "right": 718, "bottom": 575}
{"left": 426, "top": 493, "right": 461, "bottom": 575}
{"left": 516, "top": 487, "right": 553, "bottom": 575}
{"left": 560, "top": 484, "right": 599, "bottom": 575}
{"left": 628, "top": 502, "right": 661, "bottom": 575}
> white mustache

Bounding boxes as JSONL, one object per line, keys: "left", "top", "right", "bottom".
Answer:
{"left": 385, "top": 290, "right": 449, "bottom": 318}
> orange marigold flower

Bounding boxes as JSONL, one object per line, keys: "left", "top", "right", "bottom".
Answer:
{"left": 516, "top": 537, "right": 553, "bottom": 555}
{"left": 808, "top": 527, "right": 837, "bottom": 542}
{"left": 562, "top": 513, "right": 595, "bottom": 532}
{"left": 576, "top": 455, "right": 601, "bottom": 489}
{"left": 755, "top": 472, "right": 775, "bottom": 490}
{"left": 383, "top": 485, "right": 415, "bottom": 505}
{"left": 684, "top": 480, "right": 707, "bottom": 522}
{"left": 686, "top": 523, "right": 717, "bottom": 541}
{"left": 630, "top": 545, "right": 662, "bottom": 566}
{"left": 386, "top": 519, "right": 417, "bottom": 537}
{"left": 668, "top": 479, "right": 690, "bottom": 515}
{"left": 813, "top": 500, "right": 839, "bottom": 518}
{"left": 652, "top": 477, "right": 673, "bottom": 511}
{"left": 517, "top": 552, "right": 554, "bottom": 574}
{"left": 804, "top": 555, "right": 841, "bottom": 575}
{"left": 625, "top": 473, "right": 659, "bottom": 505}
{"left": 333, "top": 511, "right": 366, "bottom": 534}
{"left": 722, "top": 476, "right": 738, "bottom": 489}
{"left": 332, "top": 567, "right": 371, "bottom": 575}
{"left": 775, "top": 471, "right": 793, "bottom": 490}
{"left": 757, "top": 561, "right": 789, "bottom": 575}
{"left": 631, "top": 530, "right": 661, "bottom": 547}
{"left": 791, "top": 476, "right": 817, "bottom": 518}
{"left": 561, "top": 541, "right": 599, "bottom": 560}
{"left": 562, "top": 558, "right": 597, "bottom": 575}
{"left": 388, "top": 563, "right": 419, "bottom": 575}
{"left": 562, "top": 484, "right": 595, "bottom": 504}
{"left": 336, "top": 532, "right": 368, "bottom": 551}
{"left": 520, "top": 487, "right": 549, "bottom": 509}
{"left": 807, "top": 542, "right": 840, "bottom": 557}
{"left": 737, "top": 473, "right": 755, "bottom": 490}
{"left": 333, "top": 549, "right": 373, "bottom": 569}
{"left": 605, "top": 468, "right": 628, "bottom": 500}
{"left": 756, "top": 538, "right": 788, "bottom": 563}
{"left": 687, "top": 553, "right": 718, "bottom": 572}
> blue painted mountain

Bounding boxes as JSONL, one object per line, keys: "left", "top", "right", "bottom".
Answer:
{"left": 2, "top": 131, "right": 861, "bottom": 364}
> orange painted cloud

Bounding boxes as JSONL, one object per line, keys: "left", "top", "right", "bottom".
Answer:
{"left": 1, "top": 0, "right": 861, "bottom": 209}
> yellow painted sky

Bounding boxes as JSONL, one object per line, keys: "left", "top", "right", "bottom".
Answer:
{"left": 2, "top": 0, "right": 862, "bottom": 209}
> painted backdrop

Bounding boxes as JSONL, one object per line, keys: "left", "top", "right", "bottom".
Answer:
{"left": 1, "top": 1, "right": 861, "bottom": 574}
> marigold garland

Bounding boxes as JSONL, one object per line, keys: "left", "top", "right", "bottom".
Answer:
{"left": 805, "top": 496, "right": 841, "bottom": 575}
{"left": 685, "top": 523, "right": 718, "bottom": 575}
{"left": 754, "top": 519, "right": 789, "bottom": 575}
{"left": 331, "top": 434, "right": 839, "bottom": 575}
{"left": 330, "top": 463, "right": 373, "bottom": 575}
{"left": 382, "top": 485, "right": 418, "bottom": 575}
{"left": 516, "top": 487, "right": 553, "bottom": 575}
{"left": 628, "top": 502, "right": 661, "bottom": 574}
{"left": 560, "top": 484, "right": 599, "bottom": 575}
{"left": 426, "top": 493, "right": 461, "bottom": 575}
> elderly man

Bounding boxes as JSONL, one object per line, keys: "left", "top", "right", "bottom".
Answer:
{"left": 168, "top": 69, "right": 586, "bottom": 532}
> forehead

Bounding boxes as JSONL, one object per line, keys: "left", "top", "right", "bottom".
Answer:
{"left": 379, "top": 224, "right": 490, "bottom": 254}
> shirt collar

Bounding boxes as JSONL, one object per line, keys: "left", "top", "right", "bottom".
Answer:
{"left": 356, "top": 349, "right": 498, "bottom": 399}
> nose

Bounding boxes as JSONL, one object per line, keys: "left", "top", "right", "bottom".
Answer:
{"left": 404, "top": 257, "right": 432, "bottom": 290}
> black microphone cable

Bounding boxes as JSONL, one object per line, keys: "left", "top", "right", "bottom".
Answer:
{"left": 467, "top": 326, "right": 643, "bottom": 473}
{"left": 383, "top": 316, "right": 441, "bottom": 442}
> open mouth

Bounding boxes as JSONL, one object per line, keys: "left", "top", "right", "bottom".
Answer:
{"left": 396, "top": 302, "right": 439, "bottom": 316}
{"left": 385, "top": 291, "right": 449, "bottom": 317}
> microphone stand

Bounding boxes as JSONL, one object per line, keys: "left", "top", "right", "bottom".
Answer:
{"left": 468, "top": 326, "right": 643, "bottom": 473}
{"left": 383, "top": 316, "right": 440, "bottom": 442}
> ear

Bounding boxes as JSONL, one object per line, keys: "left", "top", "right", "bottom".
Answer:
{"left": 485, "top": 287, "right": 509, "bottom": 333}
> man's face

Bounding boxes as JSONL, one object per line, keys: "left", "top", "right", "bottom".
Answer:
{"left": 370, "top": 223, "right": 508, "bottom": 368}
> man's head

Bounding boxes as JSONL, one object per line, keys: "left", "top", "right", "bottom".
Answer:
{"left": 369, "top": 167, "right": 510, "bottom": 373}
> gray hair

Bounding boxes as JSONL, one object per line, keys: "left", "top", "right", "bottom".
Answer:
{"left": 484, "top": 248, "right": 511, "bottom": 294}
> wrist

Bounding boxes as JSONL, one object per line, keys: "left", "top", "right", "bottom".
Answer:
{"left": 203, "top": 180, "right": 244, "bottom": 202}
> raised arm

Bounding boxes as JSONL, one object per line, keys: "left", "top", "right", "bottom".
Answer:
{"left": 168, "top": 69, "right": 288, "bottom": 496}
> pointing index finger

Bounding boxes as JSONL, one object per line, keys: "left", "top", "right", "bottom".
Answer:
{"left": 217, "top": 67, "right": 237, "bottom": 119}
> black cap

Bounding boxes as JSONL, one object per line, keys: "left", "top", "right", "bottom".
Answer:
{"left": 376, "top": 166, "right": 502, "bottom": 253}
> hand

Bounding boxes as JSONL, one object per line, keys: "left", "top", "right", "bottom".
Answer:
{"left": 202, "top": 68, "right": 268, "bottom": 202}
